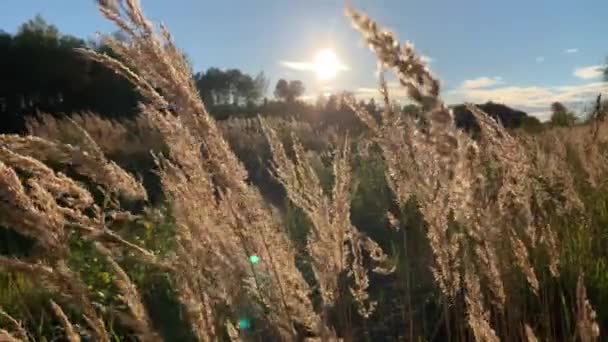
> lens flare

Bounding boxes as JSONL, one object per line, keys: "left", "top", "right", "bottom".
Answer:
{"left": 249, "top": 255, "right": 260, "bottom": 264}
{"left": 238, "top": 318, "right": 251, "bottom": 330}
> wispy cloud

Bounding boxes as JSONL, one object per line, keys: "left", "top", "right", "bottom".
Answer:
{"left": 450, "top": 81, "right": 608, "bottom": 113}
{"left": 298, "top": 94, "right": 316, "bottom": 103}
{"left": 355, "top": 87, "right": 379, "bottom": 95}
{"left": 354, "top": 82, "right": 408, "bottom": 101}
{"left": 355, "top": 73, "right": 607, "bottom": 120}
{"left": 420, "top": 55, "right": 434, "bottom": 64}
{"left": 279, "top": 58, "right": 349, "bottom": 72}
{"left": 573, "top": 65, "right": 604, "bottom": 80}
{"left": 535, "top": 56, "right": 545, "bottom": 63}
{"left": 528, "top": 110, "right": 553, "bottom": 121}
{"left": 459, "top": 76, "right": 502, "bottom": 89}
{"left": 565, "top": 48, "right": 579, "bottom": 54}
{"left": 280, "top": 61, "right": 316, "bottom": 71}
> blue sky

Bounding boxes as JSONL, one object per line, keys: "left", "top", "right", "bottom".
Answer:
{"left": 2, "top": 0, "right": 607, "bottom": 119}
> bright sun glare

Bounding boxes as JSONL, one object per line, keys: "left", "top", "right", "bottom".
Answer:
{"left": 313, "top": 49, "right": 342, "bottom": 80}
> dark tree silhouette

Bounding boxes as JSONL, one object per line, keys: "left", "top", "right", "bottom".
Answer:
{"left": 0, "top": 15, "right": 139, "bottom": 133}
{"left": 274, "top": 79, "right": 290, "bottom": 101}
{"left": 549, "top": 101, "right": 577, "bottom": 127}
{"left": 287, "top": 80, "right": 305, "bottom": 101}
{"left": 274, "top": 79, "right": 305, "bottom": 102}
{"left": 194, "top": 68, "right": 266, "bottom": 107}
{"left": 452, "top": 101, "right": 530, "bottom": 133}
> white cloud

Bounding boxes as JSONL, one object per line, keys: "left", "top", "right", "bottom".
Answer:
{"left": 535, "top": 56, "right": 545, "bottom": 63}
{"left": 280, "top": 61, "right": 315, "bottom": 71}
{"left": 354, "top": 74, "right": 608, "bottom": 121}
{"left": 573, "top": 65, "right": 604, "bottom": 80}
{"left": 565, "top": 48, "right": 579, "bottom": 54}
{"left": 280, "top": 53, "right": 349, "bottom": 74}
{"left": 355, "top": 87, "right": 378, "bottom": 95}
{"left": 354, "top": 82, "right": 409, "bottom": 101}
{"left": 298, "top": 95, "right": 316, "bottom": 103}
{"left": 450, "top": 81, "right": 608, "bottom": 115}
{"left": 529, "top": 110, "right": 553, "bottom": 121}
{"left": 459, "top": 76, "right": 502, "bottom": 90}
{"left": 420, "top": 55, "right": 434, "bottom": 64}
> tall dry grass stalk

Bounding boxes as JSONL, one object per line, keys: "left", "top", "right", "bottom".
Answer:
{"left": 26, "top": 112, "right": 165, "bottom": 157}
{"left": 262, "top": 120, "right": 393, "bottom": 318}
{"left": 576, "top": 273, "right": 600, "bottom": 342}
{"left": 345, "top": 6, "right": 598, "bottom": 340}
{"left": 0, "top": 307, "right": 28, "bottom": 341}
{"left": 0, "top": 5, "right": 165, "bottom": 340}
{"left": 49, "top": 300, "right": 81, "bottom": 342}
{"left": 79, "top": 0, "right": 327, "bottom": 339}
{"left": 528, "top": 120, "right": 608, "bottom": 190}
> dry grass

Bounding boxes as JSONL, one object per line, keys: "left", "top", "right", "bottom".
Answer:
{"left": 25, "top": 112, "right": 165, "bottom": 157}
{"left": 262, "top": 119, "right": 392, "bottom": 319}
{"left": 345, "top": 6, "right": 599, "bottom": 341}
{"left": 0, "top": 0, "right": 602, "bottom": 341}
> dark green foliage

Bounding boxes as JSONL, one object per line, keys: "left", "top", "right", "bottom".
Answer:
{"left": 0, "top": 15, "right": 372, "bottom": 136}
{"left": 194, "top": 68, "right": 267, "bottom": 107}
{"left": 0, "top": 16, "right": 139, "bottom": 133}
{"left": 274, "top": 79, "right": 305, "bottom": 102}
{"left": 349, "top": 146, "right": 444, "bottom": 340}
{"left": 519, "top": 115, "right": 545, "bottom": 134}
{"left": 0, "top": 228, "right": 36, "bottom": 258}
{"left": 550, "top": 111, "right": 578, "bottom": 127}
{"left": 452, "top": 101, "right": 530, "bottom": 133}
{"left": 402, "top": 104, "right": 422, "bottom": 119}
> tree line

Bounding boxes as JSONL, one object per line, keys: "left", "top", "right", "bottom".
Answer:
{"left": 0, "top": 15, "right": 319, "bottom": 133}
{"left": 2, "top": 15, "right": 574, "bottom": 135}
{"left": 0, "top": 15, "right": 140, "bottom": 132}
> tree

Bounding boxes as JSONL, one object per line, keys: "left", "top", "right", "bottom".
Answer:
{"left": 520, "top": 115, "right": 544, "bottom": 133}
{"left": 253, "top": 72, "right": 269, "bottom": 102}
{"left": 232, "top": 70, "right": 265, "bottom": 105}
{"left": 324, "top": 94, "right": 339, "bottom": 112}
{"left": 274, "top": 79, "right": 290, "bottom": 101}
{"left": 195, "top": 68, "right": 231, "bottom": 105}
{"left": 195, "top": 68, "right": 264, "bottom": 107}
{"left": 402, "top": 103, "right": 421, "bottom": 118}
{"left": 225, "top": 68, "right": 244, "bottom": 105}
{"left": 452, "top": 102, "right": 529, "bottom": 133}
{"left": 365, "top": 98, "right": 377, "bottom": 114}
{"left": 274, "top": 79, "right": 305, "bottom": 102}
{"left": 288, "top": 80, "right": 305, "bottom": 101}
{"left": 0, "top": 15, "right": 139, "bottom": 133}
{"left": 316, "top": 94, "right": 329, "bottom": 111}
{"left": 549, "top": 101, "right": 577, "bottom": 127}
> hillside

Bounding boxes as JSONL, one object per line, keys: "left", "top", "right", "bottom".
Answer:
{"left": 451, "top": 101, "right": 536, "bottom": 131}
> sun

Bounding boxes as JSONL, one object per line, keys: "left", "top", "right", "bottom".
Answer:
{"left": 313, "top": 49, "right": 344, "bottom": 81}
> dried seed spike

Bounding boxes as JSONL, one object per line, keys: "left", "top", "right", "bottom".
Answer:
{"left": 50, "top": 301, "right": 81, "bottom": 342}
